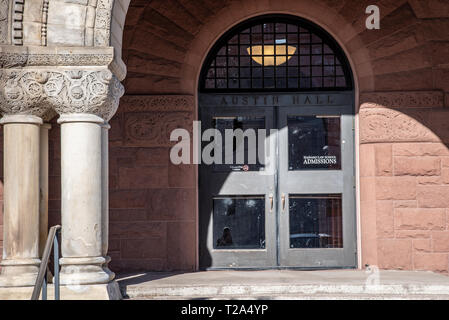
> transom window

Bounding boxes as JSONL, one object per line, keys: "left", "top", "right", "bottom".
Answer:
{"left": 200, "top": 15, "right": 353, "bottom": 92}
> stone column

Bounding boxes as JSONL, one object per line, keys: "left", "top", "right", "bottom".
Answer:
{"left": 58, "top": 114, "right": 110, "bottom": 285}
{"left": 39, "top": 123, "right": 51, "bottom": 258}
{"left": 0, "top": 62, "right": 124, "bottom": 299}
{"left": 0, "top": 115, "right": 42, "bottom": 287}
{"left": 101, "top": 122, "right": 114, "bottom": 281}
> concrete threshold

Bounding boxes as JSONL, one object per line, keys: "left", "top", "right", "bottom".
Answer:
{"left": 116, "top": 270, "right": 449, "bottom": 300}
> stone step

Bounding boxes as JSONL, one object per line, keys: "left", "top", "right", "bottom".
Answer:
{"left": 123, "top": 285, "right": 449, "bottom": 300}
{"left": 117, "top": 270, "right": 449, "bottom": 301}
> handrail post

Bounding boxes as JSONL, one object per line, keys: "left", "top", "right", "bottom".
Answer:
{"left": 31, "top": 225, "right": 61, "bottom": 300}
{"left": 54, "top": 230, "right": 60, "bottom": 300}
{"left": 42, "top": 270, "right": 47, "bottom": 300}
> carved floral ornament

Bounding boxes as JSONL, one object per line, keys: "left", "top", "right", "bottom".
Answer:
{"left": 0, "top": 68, "right": 124, "bottom": 121}
{"left": 360, "top": 91, "right": 445, "bottom": 109}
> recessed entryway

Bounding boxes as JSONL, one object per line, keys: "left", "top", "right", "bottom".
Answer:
{"left": 198, "top": 15, "right": 356, "bottom": 270}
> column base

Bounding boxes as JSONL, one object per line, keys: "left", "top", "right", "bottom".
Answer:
{"left": 0, "top": 258, "right": 40, "bottom": 287}
{"left": 103, "top": 256, "right": 115, "bottom": 282}
{"left": 0, "top": 281, "right": 122, "bottom": 300}
{"left": 59, "top": 256, "right": 112, "bottom": 285}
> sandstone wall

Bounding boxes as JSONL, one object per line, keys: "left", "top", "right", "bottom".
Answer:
{"left": 2, "top": 0, "right": 449, "bottom": 273}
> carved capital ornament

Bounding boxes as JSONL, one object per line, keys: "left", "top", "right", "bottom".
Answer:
{"left": 0, "top": 67, "right": 124, "bottom": 121}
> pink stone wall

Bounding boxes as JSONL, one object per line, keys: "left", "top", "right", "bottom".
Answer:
{"left": 106, "top": 95, "right": 196, "bottom": 272}
{"left": 1, "top": 0, "right": 449, "bottom": 274}
{"left": 119, "top": 0, "right": 449, "bottom": 273}
{"left": 43, "top": 96, "right": 197, "bottom": 273}
{"left": 359, "top": 92, "right": 449, "bottom": 272}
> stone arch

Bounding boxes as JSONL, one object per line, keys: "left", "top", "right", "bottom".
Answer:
{"left": 180, "top": 0, "right": 374, "bottom": 96}
{"left": 1, "top": 0, "right": 130, "bottom": 80}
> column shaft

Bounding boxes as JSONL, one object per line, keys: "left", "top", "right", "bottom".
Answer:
{"left": 0, "top": 115, "right": 42, "bottom": 287}
{"left": 59, "top": 114, "right": 109, "bottom": 285}
{"left": 39, "top": 124, "right": 51, "bottom": 257}
{"left": 101, "top": 123, "right": 114, "bottom": 281}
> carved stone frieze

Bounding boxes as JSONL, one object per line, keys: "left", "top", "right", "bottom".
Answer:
{"left": 359, "top": 107, "right": 440, "bottom": 144}
{"left": 360, "top": 91, "right": 444, "bottom": 109}
{"left": 124, "top": 111, "right": 193, "bottom": 147}
{"left": 120, "top": 95, "right": 195, "bottom": 112}
{"left": 0, "top": 68, "right": 124, "bottom": 120}
{"left": 0, "top": 52, "right": 114, "bottom": 68}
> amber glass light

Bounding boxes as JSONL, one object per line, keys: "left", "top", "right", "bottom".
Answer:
{"left": 247, "top": 44, "right": 297, "bottom": 66}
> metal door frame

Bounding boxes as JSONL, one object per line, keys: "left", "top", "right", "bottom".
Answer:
{"left": 277, "top": 105, "right": 356, "bottom": 268}
{"left": 198, "top": 92, "right": 356, "bottom": 270}
{"left": 199, "top": 105, "right": 277, "bottom": 269}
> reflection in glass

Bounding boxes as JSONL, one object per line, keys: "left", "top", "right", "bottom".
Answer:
{"left": 288, "top": 116, "right": 341, "bottom": 170}
{"left": 213, "top": 196, "right": 266, "bottom": 249}
{"left": 210, "top": 116, "right": 266, "bottom": 172}
{"left": 289, "top": 194, "right": 343, "bottom": 248}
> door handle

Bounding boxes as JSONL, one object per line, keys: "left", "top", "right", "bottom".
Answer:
{"left": 269, "top": 194, "right": 273, "bottom": 213}
{"left": 281, "top": 194, "right": 286, "bottom": 212}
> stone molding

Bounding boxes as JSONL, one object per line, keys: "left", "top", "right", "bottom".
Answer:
{"left": 94, "top": 0, "right": 114, "bottom": 47}
{"left": 360, "top": 91, "right": 445, "bottom": 109}
{"left": 57, "top": 113, "right": 105, "bottom": 125}
{"left": 0, "top": 67, "right": 124, "bottom": 120}
{"left": 124, "top": 111, "right": 194, "bottom": 147}
{"left": 0, "top": 114, "right": 43, "bottom": 125}
{"left": 11, "top": 0, "right": 23, "bottom": 45}
{"left": 41, "top": 0, "right": 49, "bottom": 46}
{"left": 0, "top": 0, "right": 8, "bottom": 44}
{"left": 0, "top": 45, "right": 127, "bottom": 81}
{"left": 119, "top": 95, "right": 195, "bottom": 147}
{"left": 0, "top": 45, "right": 115, "bottom": 66}
{"left": 120, "top": 95, "right": 195, "bottom": 112}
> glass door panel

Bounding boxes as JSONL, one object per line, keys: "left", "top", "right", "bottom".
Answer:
{"left": 199, "top": 107, "right": 277, "bottom": 269}
{"left": 213, "top": 196, "right": 266, "bottom": 249}
{"left": 278, "top": 106, "right": 356, "bottom": 268}
{"left": 289, "top": 194, "right": 343, "bottom": 249}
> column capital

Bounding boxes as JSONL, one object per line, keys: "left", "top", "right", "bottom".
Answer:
{"left": 0, "top": 66, "right": 125, "bottom": 122}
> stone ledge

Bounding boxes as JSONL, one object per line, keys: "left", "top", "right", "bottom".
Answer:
{"left": 0, "top": 281, "right": 122, "bottom": 300}
{"left": 118, "top": 270, "right": 449, "bottom": 300}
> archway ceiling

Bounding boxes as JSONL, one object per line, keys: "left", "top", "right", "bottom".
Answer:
{"left": 122, "top": 0, "right": 449, "bottom": 95}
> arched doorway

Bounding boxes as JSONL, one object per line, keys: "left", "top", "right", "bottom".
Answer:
{"left": 198, "top": 15, "right": 356, "bottom": 270}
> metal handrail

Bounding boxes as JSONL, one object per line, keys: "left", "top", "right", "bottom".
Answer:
{"left": 31, "top": 225, "right": 61, "bottom": 300}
